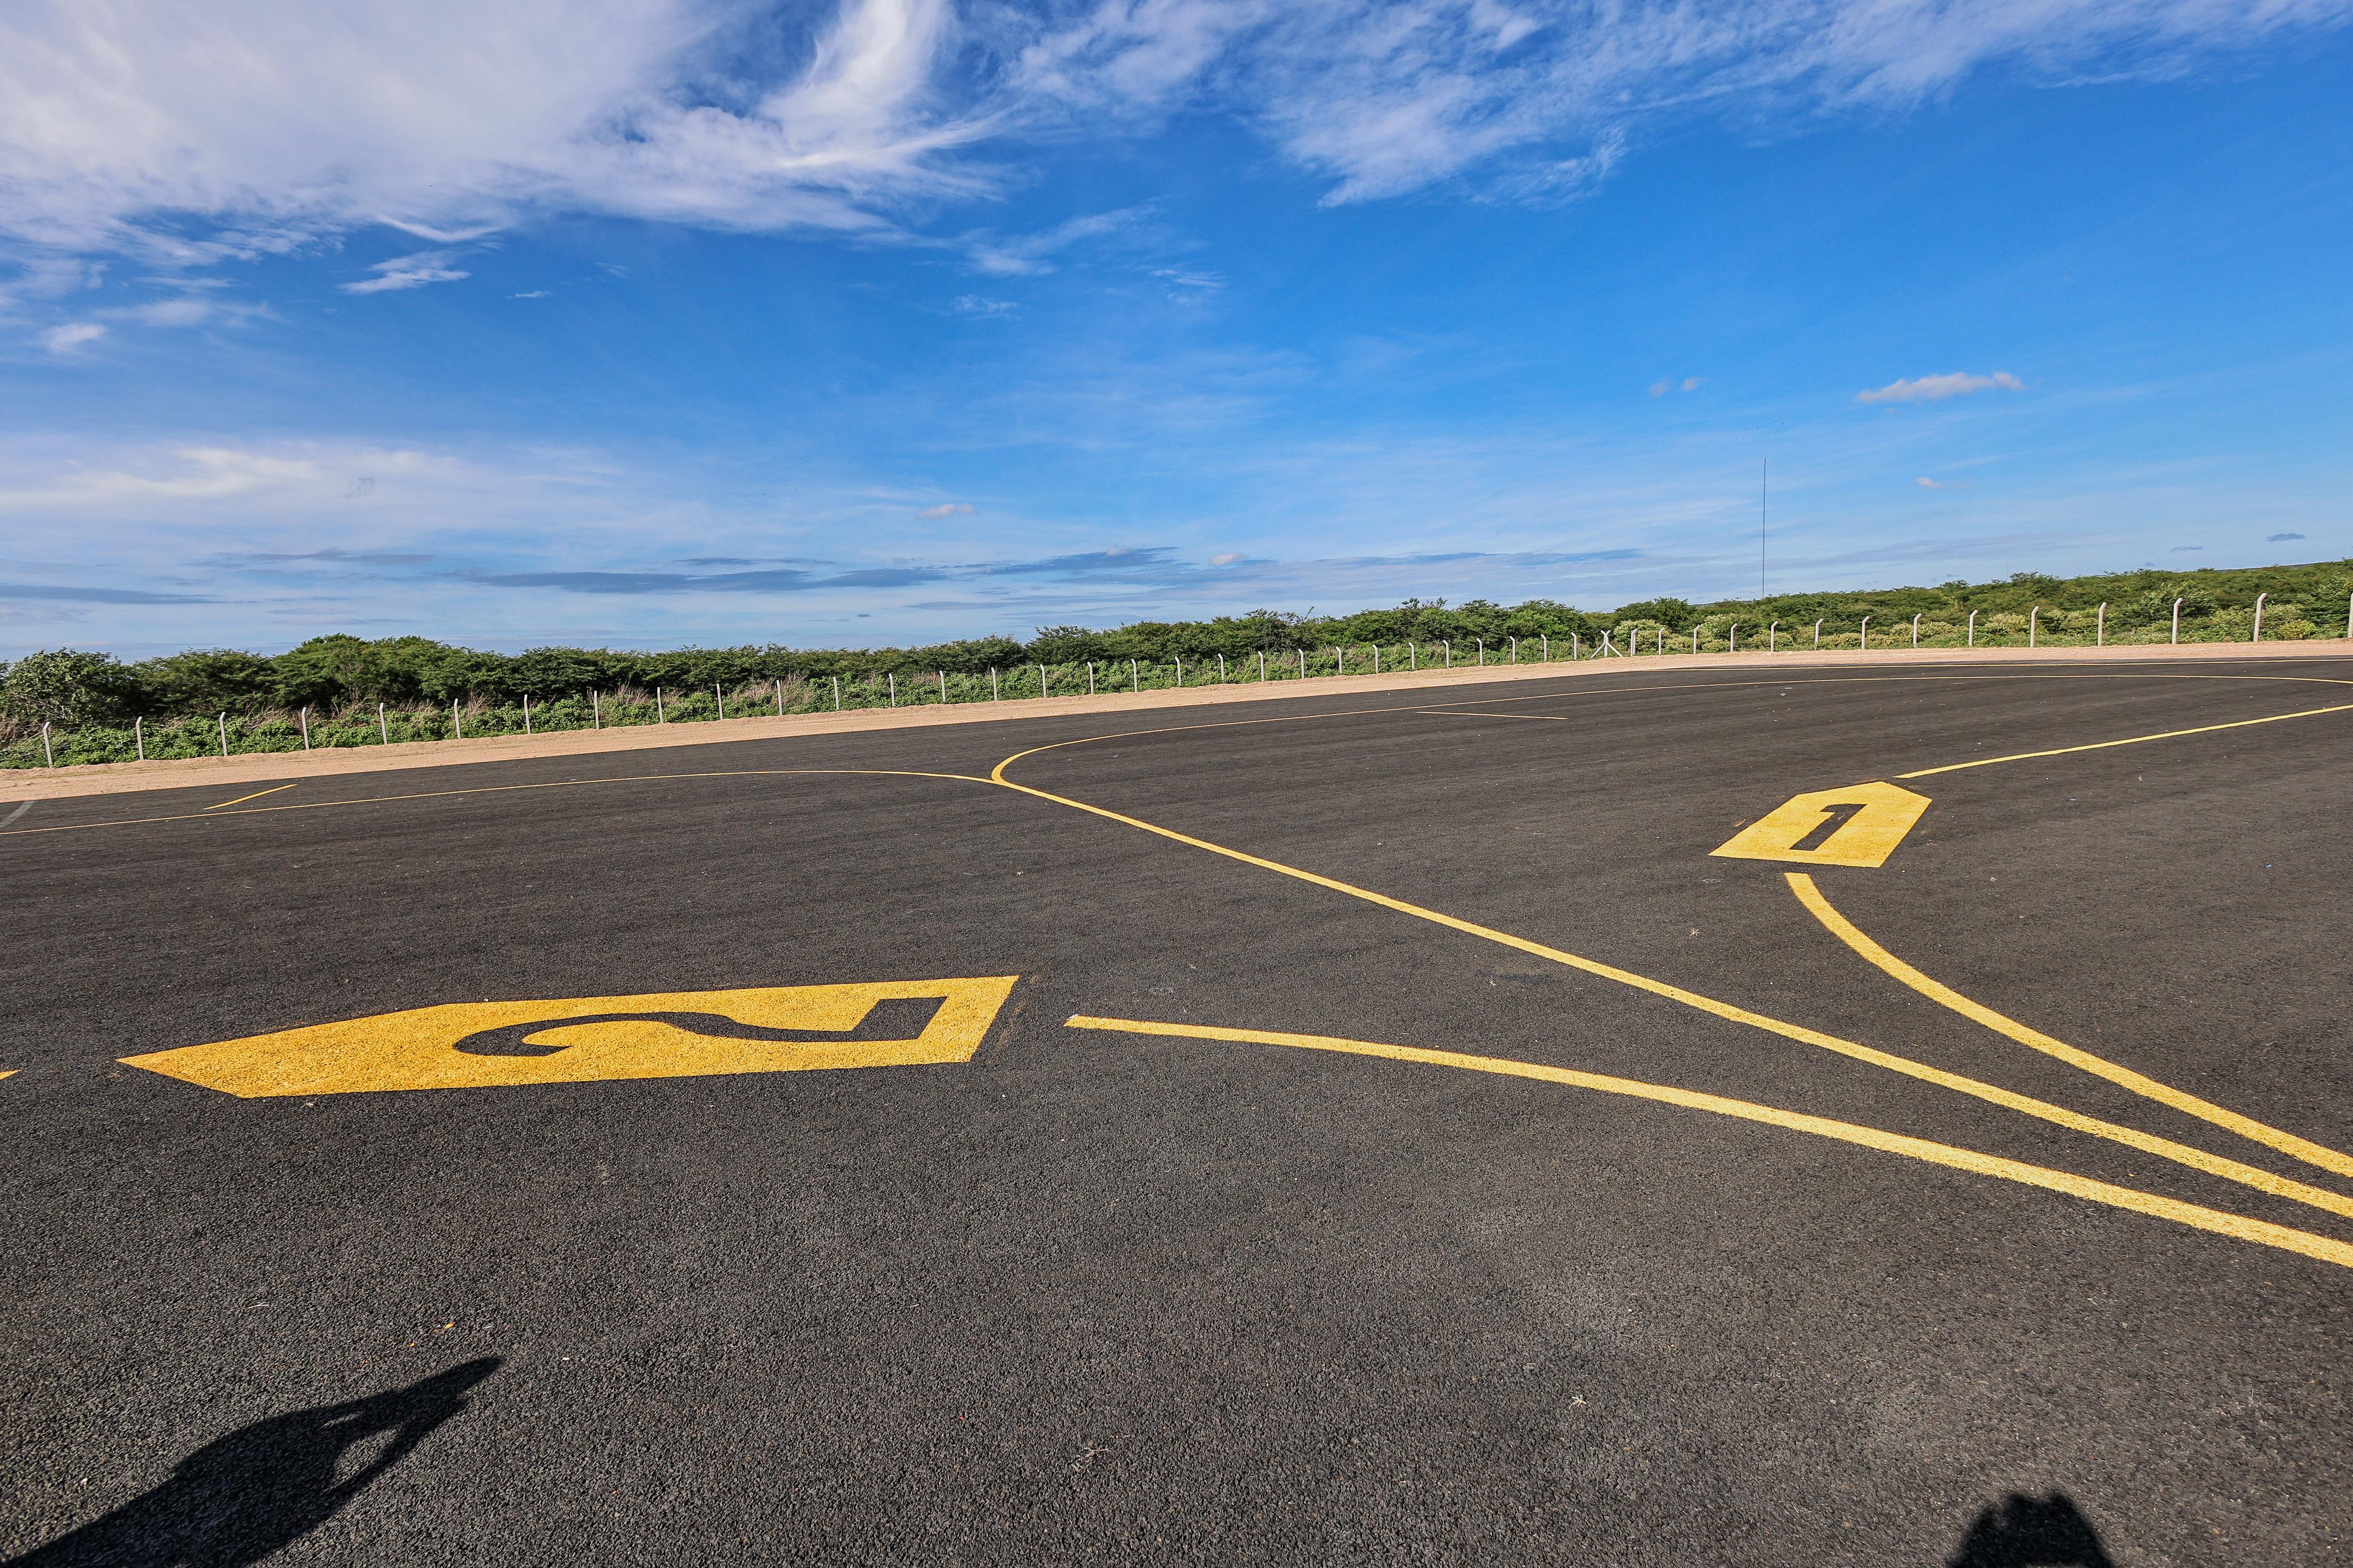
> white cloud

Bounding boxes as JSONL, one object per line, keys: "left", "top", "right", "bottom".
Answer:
{"left": 341, "top": 250, "right": 472, "bottom": 294}
{"left": 1012, "top": 0, "right": 2348, "bottom": 205}
{"left": 953, "top": 294, "right": 1016, "bottom": 315}
{"left": 40, "top": 320, "right": 102, "bottom": 353}
{"left": 1209, "top": 551, "right": 1243, "bottom": 565}
{"left": 1915, "top": 476, "right": 1971, "bottom": 489}
{"left": 0, "top": 0, "right": 984, "bottom": 255}
{"left": 1857, "top": 370, "right": 2026, "bottom": 405}
{"left": 509, "top": 290, "right": 550, "bottom": 299}
{"left": 1, "top": 0, "right": 2344, "bottom": 269}
{"left": 916, "top": 500, "right": 975, "bottom": 518}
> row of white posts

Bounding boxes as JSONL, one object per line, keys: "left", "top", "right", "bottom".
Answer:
{"left": 28, "top": 591, "right": 2352, "bottom": 766}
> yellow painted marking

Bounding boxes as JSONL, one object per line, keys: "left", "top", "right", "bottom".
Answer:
{"left": 122, "top": 977, "right": 1018, "bottom": 1097}
{"left": 992, "top": 758, "right": 2353, "bottom": 1221}
{"left": 1897, "top": 699, "right": 2353, "bottom": 778}
{"left": 0, "top": 767, "right": 989, "bottom": 839}
{"left": 1787, "top": 872, "right": 2353, "bottom": 1181}
{"left": 1709, "top": 780, "right": 1932, "bottom": 869}
{"left": 1065, "top": 1016, "right": 2353, "bottom": 1272}
{"left": 205, "top": 782, "right": 298, "bottom": 810}
{"left": 0, "top": 1070, "right": 13, "bottom": 1081}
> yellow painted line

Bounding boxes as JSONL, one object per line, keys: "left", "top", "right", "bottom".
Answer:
{"left": 1896, "top": 699, "right": 2353, "bottom": 778}
{"left": 0, "top": 767, "right": 990, "bottom": 839}
{"left": 1065, "top": 1015, "right": 2353, "bottom": 1272}
{"left": 126, "top": 978, "right": 1019, "bottom": 1096}
{"left": 0, "top": 1070, "right": 13, "bottom": 1081}
{"left": 992, "top": 759, "right": 2353, "bottom": 1222}
{"left": 1711, "top": 781, "right": 1932, "bottom": 869}
{"left": 204, "top": 781, "right": 298, "bottom": 810}
{"left": 1787, "top": 872, "right": 2353, "bottom": 1181}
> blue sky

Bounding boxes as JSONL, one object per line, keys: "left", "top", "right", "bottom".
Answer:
{"left": 2, "top": 0, "right": 2350, "bottom": 656}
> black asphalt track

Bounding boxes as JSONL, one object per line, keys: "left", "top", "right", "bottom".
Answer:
{"left": 4, "top": 656, "right": 2351, "bottom": 1565}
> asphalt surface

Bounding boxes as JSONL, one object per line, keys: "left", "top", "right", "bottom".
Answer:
{"left": 4, "top": 656, "right": 2351, "bottom": 1566}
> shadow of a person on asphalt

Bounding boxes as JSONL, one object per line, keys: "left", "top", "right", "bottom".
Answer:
{"left": 1948, "top": 1491, "right": 2118, "bottom": 1567}
{"left": 6, "top": 1357, "right": 499, "bottom": 1568}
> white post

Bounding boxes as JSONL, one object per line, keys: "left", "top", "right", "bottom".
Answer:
{"left": 523, "top": 693, "right": 532, "bottom": 735}
{"left": 2096, "top": 603, "right": 2106, "bottom": 647}
{"left": 1769, "top": 621, "right": 1779, "bottom": 653}
{"left": 1175, "top": 657, "right": 1183, "bottom": 687}
{"left": 1087, "top": 663, "right": 1095, "bottom": 696}
{"left": 378, "top": 703, "right": 387, "bottom": 744}
{"left": 888, "top": 672, "right": 897, "bottom": 706}
{"left": 1037, "top": 664, "right": 1047, "bottom": 697}
{"left": 1219, "top": 654, "right": 1227, "bottom": 683}
{"left": 940, "top": 670, "right": 949, "bottom": 703}
{"left": 833, "top": 675, "right": 842, "bottom": 711}
{"left": 42, "top": 721, "right": 52, "bottom": 767}
{"left": 1372, "top": 643, "right": 1380, "bottom": 673}
{"left": 1690, "top": 627, "right": 1699, "bottom": 655}
{"left": 1131, "top": 659, "right": 1139, "bottom": 692}
{"left": 1476, "top": 638, "right": 1484, "bottom": 666}
{"left": 1568, "top": 635, "right": 1576, "bottom": 659}
{"left": 1968, "top": 609, "right": 1978, "bottom": 647}
{"left": 2252, "top": 592, "right": 2268, "bottom": 643}
{"left": 135, "top": 715, "right": 145, "bottom": 761}
{"left": 1258, "top": 650, "right": 1266, "bottom": 681}
{"left": 657, "top": 687, "right": 666, "bottom": 723}
{"left": 299, "top": 708, "right": 308, "bottom": 749}
{"left": 219, "top": 711, "right": 230, "bottom": 756}
{"left": 991, "top": 668, "right": 1000, "bottom": 701}
{"left": 2171, "top": 598, "right": 2183, "bottom": 645}
{"left": 1813, "top": 619, "right": 1824, "bottom": 649}
{"left": 1730, "top": 625, "right": 1738, "bottom": 654}
{"left": 1410, "top": 641, "right": 1418, "bottom": 668}
{"left": 1860, "top": 616, "right": 1870, "bottom": 651}
{"left": 1510, "top": 636, "right": 1518, "bottom": 663}
{"left": 1912, "top": 612, "right": 1922, "bottom": 649}
{"left": 1445, "top": 641, "right": 1452, "bottom": 667}
{"left": 775, "top": 680, "right": 784, "bottom": 716}
{"left": 2029, "top": 607, "right": 2039, "bottom": 647}
{"left": 715, "top": 683, "right": 723, "bottom": 720}
{"left": 457, "top": 701, "right": 465, "bottom": 738}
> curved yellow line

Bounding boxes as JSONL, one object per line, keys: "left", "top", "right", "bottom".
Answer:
{"left": 990, "top": 772, "right": 2353, "bottom": 1221}
{"left": 1064, "top": 1015, "right": 2353, "bottom": 1272}
{"left": 1786, "top": 871, "right": 2353, "bottom": 1182}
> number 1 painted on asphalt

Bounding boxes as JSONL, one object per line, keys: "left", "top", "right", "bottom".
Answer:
{"left": 1710, "top": 781, "right": 1930, "bottom": 869}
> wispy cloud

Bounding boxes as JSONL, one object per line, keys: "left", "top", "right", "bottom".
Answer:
{"left": 40, "top": 321, "right": 103, "bottom": 353}
{"left": 1858, "top": 371, "right": 2026, "bottom": 405}
{"left": 916, "top": 500, "right": 975, "bottom": 518}
{"left": 960, "top": 206, "right": 1154, "bottom": 277}
{"left": 2265, "top": 531, "right": 2305, "bottom": 542}
{"left": 3, "top": 0, "right": 2344, "bottom": 278}
{"left": 1914, "top": 476, "right": 1971, "bottom": 490}
{"left": 951, "top": 295, "right": 1015, "bottom": 316}
{"left": 341, "top": 251, "right": 471, "bottom": 294}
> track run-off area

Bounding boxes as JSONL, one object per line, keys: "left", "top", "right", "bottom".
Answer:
{"left": 5, "top": 653, "right": 2350, "bottom": 1564}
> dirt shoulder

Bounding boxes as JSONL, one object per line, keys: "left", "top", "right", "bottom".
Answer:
{"left": 6, "top": 638, "right": 2346, "bottom": 802}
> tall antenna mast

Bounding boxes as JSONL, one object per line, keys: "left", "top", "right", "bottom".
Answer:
{"left": 1760, "top": 458, "right": 1768, "bottom": 601}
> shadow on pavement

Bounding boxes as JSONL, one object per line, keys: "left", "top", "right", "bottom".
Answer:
{"left": 1949, "top": 1491, "right": 2117, "bottom": 1567}
{"left": 6, "top": 1357, "right": 499, "bottom": 1567}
